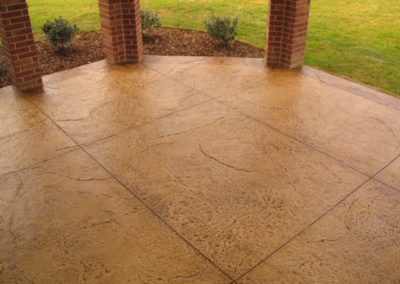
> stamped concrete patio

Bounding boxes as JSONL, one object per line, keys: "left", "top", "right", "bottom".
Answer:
{"left": 1, "top": 55, "right": 400, "bottom": 283}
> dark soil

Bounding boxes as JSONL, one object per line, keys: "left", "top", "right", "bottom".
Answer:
{"left": 0, "top": 28, "right": 264, "bottom": 88}
{"left": 144, "top": 27, "right": 264, "bottom": 57}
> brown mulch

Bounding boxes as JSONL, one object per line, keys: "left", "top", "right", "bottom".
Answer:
{"left": 144, "top": 27, "right": 264, "bottom": 57}
{"left": 0, "top": 28, "right": 264, "bottom": 88}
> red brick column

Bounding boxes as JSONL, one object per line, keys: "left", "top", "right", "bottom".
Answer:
{"left": 99, "top": 0, "right": 143, "bottom": 64}
{"left": 0, "top": 0, "right": 42, "bottom": 91}
{"left": 266, "top": 0, "right": 311, "bottom": 69}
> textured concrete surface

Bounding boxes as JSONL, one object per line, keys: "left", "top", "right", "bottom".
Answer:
{"left": 0, "top": 56, "right": 399, "bottom": 283}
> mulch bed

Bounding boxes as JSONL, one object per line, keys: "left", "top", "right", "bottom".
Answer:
{"left": 144, "top": 28, "right": 264, "bottom": 57}
{"left": 0, "top": 27, "right": 264, "bottom": 88}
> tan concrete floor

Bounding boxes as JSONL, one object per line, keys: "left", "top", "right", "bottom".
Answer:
{"left": 0, "top": 55, "right": 400, "bottom": 283}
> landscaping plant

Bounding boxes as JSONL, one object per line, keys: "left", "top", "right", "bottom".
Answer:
{"left": 140, "top": 10, "right": 162, "bottom": 41}
{"left": 141, "top": 10, "right": 162, "bottom": 32}
{"left": 205, "top": 16, "right": 239, "bottom": 47}
{"left": 42, "top": 17, "right": 78, "bottom": 53}
{"left": 0, "top": 65, "right": 7, "bottom": 78}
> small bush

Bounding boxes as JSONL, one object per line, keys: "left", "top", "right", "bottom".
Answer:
{"left": 141, "top": 10, "right": 162, "bottom": 32}
{"left": 42, "top": 17, "right": 78, "bottom": 52}
{"left": 205, "top": 16, "right": 239, "bottom": 47}
{"left": 0, "top": 65, "right": 7, "bottom": 77}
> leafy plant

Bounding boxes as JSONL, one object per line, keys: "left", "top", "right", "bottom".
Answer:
{"left": 141, "top": 10, "right": 162, "bottom": 32}
{"left": 0, "top": 65, "right": 7, "bottom": 77}
{"left": 205, "top": 16, "right": 239, "bottom": 47}
{"left": 42, "top": 17, "right": 78, "bottom": 52}
{"left": 0, "top": 40, "right": 6, "bottom": 78}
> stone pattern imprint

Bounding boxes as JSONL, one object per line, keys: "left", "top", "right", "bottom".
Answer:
{"left": 0, "top": 56, "right": 400, "bottom": 283}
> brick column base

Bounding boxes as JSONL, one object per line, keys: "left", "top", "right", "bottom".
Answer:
{"left": 266, "top": 0, "right": 311, "bottom": 69}
{"left": 99, "top": 0, "right": 143, "bottom": 64}
{"left": 0, "top": 0, "right": 42, "bottom": 91}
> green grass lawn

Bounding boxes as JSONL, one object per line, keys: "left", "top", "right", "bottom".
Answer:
{"left": 27, "top": 0, "right": 400, "bottom": 95}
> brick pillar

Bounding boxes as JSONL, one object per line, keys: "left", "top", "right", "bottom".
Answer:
{"left": 0, "top": 0, "right": 42, "bottom": 91}
{"left": 99, "top": 0, "right": 143, "bottom": 64}
{"left": 266, "top": 0, "right": 311, "bottom": 69}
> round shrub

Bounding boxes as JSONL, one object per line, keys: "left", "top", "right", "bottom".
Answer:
{"left": 42, "top": 17, "right": 78, "bottom": 52}
{"left": 205, "top": 16, "right": 239, "bottom": 47}
{"left": 141, "top": 10, "right": 162, "bottom": 32}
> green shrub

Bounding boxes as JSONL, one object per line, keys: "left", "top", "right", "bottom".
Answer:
{"left": 205, "top": 16, "right": 239, "bottom": 47}
{"left": 0, "top": 65, "right": 7, "bottom": 77}
{"left": 141, "top": 10, "right": 162, "bottom": 32}
{"left": 42, "top": 17, "right": 78, "bottom": 52}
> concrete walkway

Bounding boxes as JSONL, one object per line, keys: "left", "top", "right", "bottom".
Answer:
{"left": 1, "top": 56, "right": 399, "bottom": 283}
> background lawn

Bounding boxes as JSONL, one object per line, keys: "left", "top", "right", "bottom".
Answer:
{"left": 27, "top": 0, "right": 400, "bottom": 96}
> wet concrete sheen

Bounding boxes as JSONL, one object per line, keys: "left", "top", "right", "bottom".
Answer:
{"left": 1, "top": 56, "right": 399, "bottom": 283}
